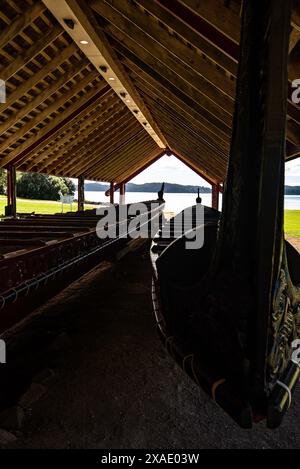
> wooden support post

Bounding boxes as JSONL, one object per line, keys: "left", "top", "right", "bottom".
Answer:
{"left": 110, "top": 182, "right": 114, "bottom": 204}
{"left": 211, "top": 183, "right": 220, "bottom": 210}
{"left": 119, "top": 183, "right": 125, "bottom": 205}
{"left": 5, "top": 165, "right": 16, "bottom": 217}
{"left": 77, "top": 175, "right": 85, "bottom": 212}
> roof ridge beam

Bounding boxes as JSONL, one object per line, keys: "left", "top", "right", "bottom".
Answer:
{"left": 43, "top": 0, "right": 167, "bottom": 149}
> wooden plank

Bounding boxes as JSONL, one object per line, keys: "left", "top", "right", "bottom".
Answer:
{"left": 144, "top": 93, "right": 228, "bottom": 161}
{"left": 136, "top": 0, "right": 237, "bottom": 75}
{"left": 45, "top": 107, "right": 132, "bottom": 175}
{"left": 137, "top": 79, "right": 229, "bottom": 150}
{"left": 26, "top": 93, "right": 120, "bottom": 171}
{"left": 130, "top": 67, "right": 231, "bottom": 140}
{"left": 0, "top": 58, "right": 90, "bottom": 138}
{"left": 0, "top": 68, "right": 99, "bottom": 157}
{"left": 91, "top": 0, "right": 235, "bottom": 98}
{"left": 171, "top": 148, "right": 217, "bottom": 185}
{"left": 44, "top": 0, "right": 167, "bottom": 149}
{"left": 289, "top": 27, "right": 300, "bottom": 53}
{"left": 108, "top": 147, "right": 165, "bottom": 190}
{"left": 61, "top": 117, "right": 141, "bottom": 176}
{"left": 90, "top": 136, "right": 156, "bottom": 180}
{"left": 177, "top": 0, "right": 240, "bottom": 44}
{"left": 0, "top": 25, "right": 62, "bottom": 81}
{"left": 16, "top": 85, "right": 112, "bottom": 169}
{"left": 1, "top": 43, "right": 78, "bottom": 113}
{"left": 0, "top": 2, "right": 47, "bottom": 50}
{"left": 0, "top": 80, "right": 108, "bottom": 168}
{"left": 118, "top": 50, "right": 233, "bottom": 128}
{"left": 48, "top": 112, "right": 138, "bottom": 175}
{"left": 153, "top": 116, "right": 227, "bottom": 176}
{"left": 77, "top": 175, "right": 84, "bottom": 211}
{"left": 92, "top": 0, "right": 300, "bottom": 134}
{"left": 6, "top": 165, "right": 17, "bottom": 217}
{"left": 82, "top": 128, "right": 150, "bottom": 177}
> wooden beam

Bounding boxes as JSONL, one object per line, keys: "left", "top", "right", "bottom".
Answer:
{"left": 6, "top": 165, "right": 17, "bottom": 217}
{"left": 98, "top": 10, "right": 234, "bottom": 114}
{"left": 77, "top": 175, "right": 85, "bottom": 211}
{"left": 119, "top": 182, "right": 125, "bottom": 205}
{"left": 91, "top": 0, "right": 235, "bottom": 98}
{"left": 1, "top": 42, "right": 78, "bottom": 114}
{"left": 112, "top": 148, "right": 164, "bottom": 182}
{"left": 211, "top": 183, "right": 220, "bottom": 210}
{"left": 289, "top": 27, "right": 300, "bottom": 53}
{"left": 177, "top": 0, "right": 240, "bottom": 44}
{"left": 170, "top": 149, "right": 218, "bottom": 185}
{"left": 93, "top": 0, "right": 300, "bottom": 141}
{"left": 118, "top": 52, "right": 232, "bottom": 130}
{"left": 43, "top": 0, "right": 167, "bottom": 149}
{"left": 18, "top": 85, "right": 112, "bottom": 170}
{"left": 146, "top": 100, "right": 228, "bottom": 167}
{"left": 136, "top": 0, "right": 237, "bottom": 75}
{"left": 105, "top": 148, "right": 165, "bottom": 194}
{"left": 49, "top": 109, "right": 135, "bottom": 176}
{"left": 28, "top": 94, "right": 121, "bottom": 172}
{"left": 74, "top": 122, "right": 145, "bottom": 179}
{"left": 0, "top": 69, "right": 99, "bottom": 161}
{"left": 132, "top": 69, "right": 230, "bottom": 141}
{"left": 0, "top": 25, "right": 63, "bottom": 82}
{"left": 0, "top": 58, "right": 90, "bottom": 139}
{"left": 90, "top": 135, "right": 155, "bottom": 180}
{"left": 140, "top": 85, "right": 229, "bottom": 148}
{"left": 137, "top": 78, "right": 229, "bottom": 150}
{"left": 110, "top": 182, "right": 114, "bottom": 204}
{"left": 0, "top": 2, "right": 46, "bottom": 50}
{"left": 0, "top": 81, "right": 109, "bottom": 169}
{"left": 292, "top": 4, "right": 300, "bottom": 32}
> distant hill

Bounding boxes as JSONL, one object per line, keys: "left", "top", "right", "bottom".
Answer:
{"left": 285, "top": 185, "right": 300, "bottom": 195}
{"left": 81, "top": 182, "right": 212, "bottom": 193}
{"left": 75, "top": 182, "right": 300, "bottom": 195}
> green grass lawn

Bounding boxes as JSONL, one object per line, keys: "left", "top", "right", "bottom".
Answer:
{"left": 0, "top": 196, "right": 96, "bottom": 215}
{"left": 0, "top": 196, "right": 299, "bottom": 239}
{"left": 285, "top": 210, "right": 300, "bottom": 238}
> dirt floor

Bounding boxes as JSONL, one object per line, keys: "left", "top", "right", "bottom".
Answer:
{"left": 288, "top": 237, "right": 300, "bottom": 253}
{"left": 1, "top": 240, "right": 300, "bottom": 449}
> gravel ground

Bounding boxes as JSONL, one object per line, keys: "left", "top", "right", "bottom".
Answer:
{"left": 2, "top": 241, "right": 300, "bottom": 449}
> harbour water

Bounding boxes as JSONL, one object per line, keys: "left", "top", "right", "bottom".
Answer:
{"left": 77, "top": 191, "right": 300, "bottom": 214}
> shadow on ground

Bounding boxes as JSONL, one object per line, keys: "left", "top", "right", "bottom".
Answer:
{"left": 2, "top": 241, "right": 300, "bottom": 449}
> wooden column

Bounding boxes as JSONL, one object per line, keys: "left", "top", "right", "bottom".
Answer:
{"left": 119, "top": 183, "right": 125, "bottom": 205}
{"left": 77, "top": 175, "right": 85, "bottom": 212}
{"left": 110, "top": 182, "right": 114, "bottom": 204}
{"left": 5, "top": 165, "right": 16, "bottom": 217}
{"left": 211, "top": 183, "right": 220, "bottom": 210}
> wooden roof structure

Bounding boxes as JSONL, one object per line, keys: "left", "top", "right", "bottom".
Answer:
{"left": 0, "top": 0, "right": 300, "bottom": 184}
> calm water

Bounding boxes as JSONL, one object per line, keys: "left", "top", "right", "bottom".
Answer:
{"left": 76, "top": 191, "right": 300, "bottom": 214}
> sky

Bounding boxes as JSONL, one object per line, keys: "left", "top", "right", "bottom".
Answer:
{"left": 130, "top": 154, "right": 210, "bottom": 187}
{"left": 81, "top": 153, "right": 300, "bottom": 187}
{"left": 285, "top": 158, "right": 300, "bottom": 185}
{"left": 129, "top": 154, "right": 300, "bottom": 187}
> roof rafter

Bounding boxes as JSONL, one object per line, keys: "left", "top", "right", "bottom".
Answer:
{"left": 0, "top": 81, "right": 110, "bottom": 169}
{"left": 43, "top": 0, "right": 167, "bottom": 149}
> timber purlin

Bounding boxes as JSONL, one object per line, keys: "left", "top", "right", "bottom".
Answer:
{"left": 0, "top": 0, "right": 299, "bottom": 185}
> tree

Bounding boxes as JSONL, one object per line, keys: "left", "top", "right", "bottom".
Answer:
{"left": 16, "top": 172, "right": 75, "bottom": 201}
